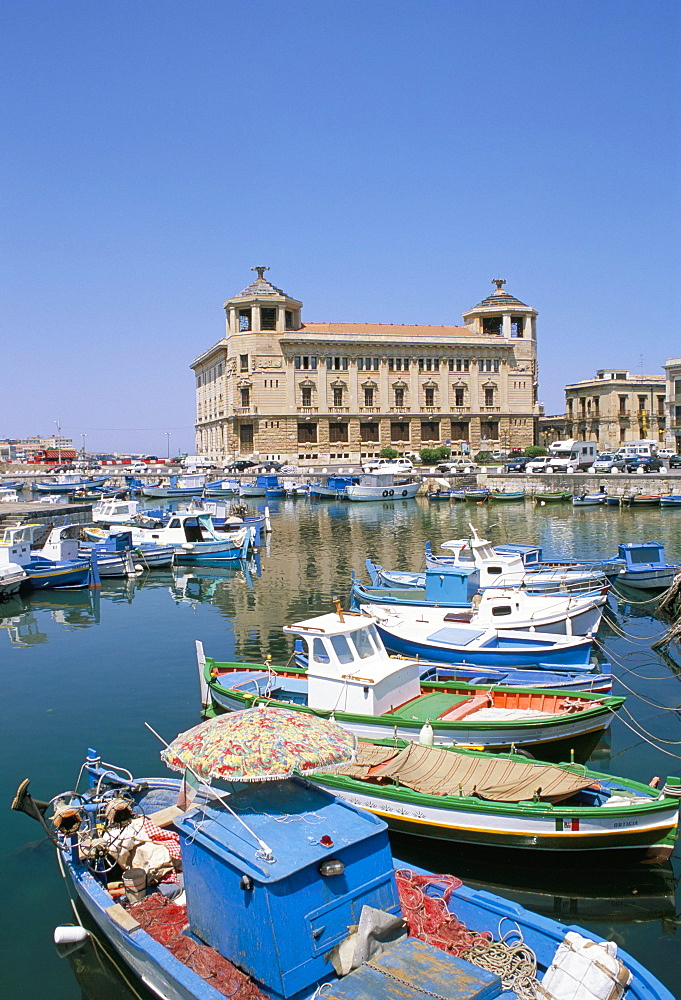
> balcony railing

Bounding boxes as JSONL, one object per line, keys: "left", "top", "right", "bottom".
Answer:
{"left": 389, "top": 406, "right": 409, "bottom": 413}
{"left": 420, "top": 406, "right": 441, "bottom": 413}
{"left": 297, "top": 406, "right": 319, "bottom": 414}
{"left": 330, "top": 406, "right": 350, "bottom": 413}
{"left": 480, "top": 406, "right": 501, "bottom": 412}
{"left": 233, "top": 406, "right": 257, "bottom": 415}
{"left": 450, "top": 406, "right": 470, "bottom": 413}
{"left": 359, "top": 406, "right": 381, "bottom": 413}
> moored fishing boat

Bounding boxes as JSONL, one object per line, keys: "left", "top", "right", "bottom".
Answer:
{"left": 532, "top": 490, "right": 572, "bottom": 503}
{"left": 122, "top": 511, "right": 254, "bottom": 563}
{"left": 309, "top": 474, "right": 360, "bottom": 498}
{"left": 660, "top": 491, "right": 681, "bottom": 508}
{"left": 314, "top": 739, "right": 681, "bottom": 860}
{"left": 571, "top": 489, "right": 608, "bottom": 506}
{"left": 0, "top": 523, "right": 92, "bottom": 589}
{"left": 488, "top": 488, "right": 526, "bottom": 502}
{"left": 32, "top": 473, "right": 111, "bottom": 493}
{"left": 345, "top": 472, "right": 421, "bottom": 502}
{"left": 358, "top": 584, "right": 606, "bottom": 637}
{"left": 12, "top": 741, "right": 674, "bottom": 1000}
{"left": 609, "top": 542, "right": 681, "bottom": 591}
{"left": 199, "top": 610, "right": 623, "bottom": 756}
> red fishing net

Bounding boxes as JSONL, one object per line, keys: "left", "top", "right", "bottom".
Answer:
{"left": 395, "top": 870, "right": 493, "bottom": 956}
{"left": 129, "top": 895, "right": 268, "bottom": 998}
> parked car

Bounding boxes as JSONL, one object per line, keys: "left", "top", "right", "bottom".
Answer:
{"left": 504, "top": 455, "right": 531, "bottom": 472}
{"left": 524, "top": 456, "right": 555, "bottom": 474}
{"left": 436, "top": 458, "right": 479, "bottom": 474}
{"left": 669, "top": 454, "right": 681, "bottom": 469}
{"left": 625, "top": 455, "right": 664, "bottom": 473}
{"left": 590, "top": 453, "right": 627, "bottom": 474}
{"left": 224, "top": 460, "right": 259, "bottom": 471}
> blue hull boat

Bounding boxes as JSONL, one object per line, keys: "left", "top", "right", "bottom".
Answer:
{"left": 24, "top": 557, "right": 92, "bottom": 589}
{"left": 12, "top": 748, "right": 673, "bottom": 1000}
{"left": 33, "top": 475, "right": 110, "bottom": 493}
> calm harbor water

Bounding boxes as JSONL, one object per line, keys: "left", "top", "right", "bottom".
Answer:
{"left": 1, "top": 497, "right": 680, "bottom": 998}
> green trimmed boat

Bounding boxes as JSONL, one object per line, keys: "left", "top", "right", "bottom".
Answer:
{"left": 533, "top": 490, "right": 573, "bottom": 503}
{"left": 198, "top": 610, "right": 623, "bottom": 761}
{"left": 488, "top": 489, "right": 526, "bottom": 501}
{"left": 313, "top": 739, "right": 680, "bottom": 860}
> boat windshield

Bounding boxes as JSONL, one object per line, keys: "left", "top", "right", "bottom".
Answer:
{"left": 329, "top": 635, "right": 355, "bottom": 664}
{"left": 349, "top": 626, "right": 377, "bottom": 659}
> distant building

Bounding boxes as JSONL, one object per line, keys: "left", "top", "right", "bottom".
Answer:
{"left": 663, "top": 358, "right": 681, "bottom": 451}
{"left": 191, "top": 270, "right": 540, "bottom": 464}
{"left": 564, "top": 369, "right": 666, "bottom": 451}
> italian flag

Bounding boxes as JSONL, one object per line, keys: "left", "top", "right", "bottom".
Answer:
{"left": 557, "top": 817, "right": 580, "bottom": 831}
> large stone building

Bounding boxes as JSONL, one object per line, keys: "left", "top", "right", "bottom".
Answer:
{"left": 191, "top": 270, "right": 539, "bottom": 465}
{"left": 564, "top": 369, "right": 666, "bottom": 450}
{"left": 663, "top": 358, "right": 681, "bottom": 452}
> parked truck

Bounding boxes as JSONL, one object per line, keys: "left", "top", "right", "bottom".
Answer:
{"left": 543, "top": 439, "right": 598, "bottom": 473}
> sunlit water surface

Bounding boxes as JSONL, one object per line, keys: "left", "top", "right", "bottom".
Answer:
{"left": 1, "top": 498, "right": 680, "bottom": 998}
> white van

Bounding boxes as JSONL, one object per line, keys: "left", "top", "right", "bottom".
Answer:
{"left": 614, "top": 440, "right": 659, "bottom": 460}
{"left": 539, "top": 440, "right": 598, "bottom": 473}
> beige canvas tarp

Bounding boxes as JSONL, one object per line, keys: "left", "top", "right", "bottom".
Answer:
{"left": 339, "top": 742, "right": 595, "bottom": 804}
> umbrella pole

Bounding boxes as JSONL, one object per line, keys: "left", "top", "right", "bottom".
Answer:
{"left": 144, "top": 722, "right": 275, "bottom": 863}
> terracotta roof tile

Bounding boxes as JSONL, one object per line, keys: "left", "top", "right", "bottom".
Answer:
{"left": 298, "top": 322, "right": 473, "bottom": 337}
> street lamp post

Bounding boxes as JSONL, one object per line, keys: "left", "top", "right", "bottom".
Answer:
{"left": 55, "top": 420, "right": 62, "bottom": 464}
{"left": 81, "top": 433, "right": 87, "bottom": 461}
{"left": 165, "top": 432, "right": 171, "bottom": 460}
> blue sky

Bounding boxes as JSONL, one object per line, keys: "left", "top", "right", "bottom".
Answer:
{"left": 2, "top": 1, "right": 679, "bottom": 455}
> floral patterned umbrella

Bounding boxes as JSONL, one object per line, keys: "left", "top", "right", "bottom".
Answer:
{"left": 161, "top": 705, "right": 357, "bottom": 782}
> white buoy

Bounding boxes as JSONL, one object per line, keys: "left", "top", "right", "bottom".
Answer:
{"left": 54, "top": 924, "right": 90, "bottom": 957}
{"left": 419, "top": 720, "right": 434, "bottom": 746}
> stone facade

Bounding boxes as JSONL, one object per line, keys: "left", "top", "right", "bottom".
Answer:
{"left": 663, "top": 358, "right": 681, "bottom": 451}
{"left": 564, "top": 370, "right": 666, "bottom": 451}
{"left": 191, "top": 270, "right": 539, "bottom": 465}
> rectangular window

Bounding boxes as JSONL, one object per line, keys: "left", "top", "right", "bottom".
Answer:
{"left": 329, "top": 422, "right": 348, "bottom": 443}
{"left": 394, "top": 387, "right": 405, "bottom": 407}
{"left": 481, "top": 420, "right": 499, "bottom": 440}
{"left": 454, "top": 387, "right": 464, "bottom": 406}
{"left": 390, "top": 421, "right": 410, "bottom": 442}
{"left": 425, "top": 387, "right": 435, "bottom": 406}
{"left": 327, "top": 357, "right": 349, "bottom": 371}
{"left": 297, "top": 423, "right": 317, "bottom": 443}
{"left": 511, "top": 316, "right": 524, "bottom": 338}
{"left": 239, "top": 424, "right": 253, "bottom": 449}
{"left": 450, "top": 421, "right": 468, "bottom": 441}
{"left": 493, "top": 360, "right": 499, "bottom": 373}
{"left": 333, "top": 387, "right": 343, "bottom": 406}
{"left": 240, "top": 354, "right": 249, "bottom": 373}
{"left": 485, "top": 387, "right": 494, "bottom": 406}
{"left": 240, "top": 388, "right": 250, "bottom": 407}
{"left": 619, "top": 395, "right": 627, "bottom": 415}
{"left": 360, "top": 423, "right": 379, "bottom": 442}
{"left": 238, "top": 309, "right": 252, "bottom": 331}
{"left": 421, "top": 421, "right": 439, "bottom": 442}
{"left": 364, "top": 387, "right": 374, "bottom": 407}
{"left": 357, "top": 358, "right": 364, "bottom": 371}
{"left": 638, "top": 395, "right": 647, "bottom": 412}
{"left": 260, "top": 307, "right": 276, "bottom": 330}
{"left": 285, "top": 310, "right": 293, "bottom": 329}
{"left": 301, "top": 387, "right": 312, "bottom": 407}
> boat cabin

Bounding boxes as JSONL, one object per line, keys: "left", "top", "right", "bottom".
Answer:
{"left": 617, "top": 542, "right": 668, "bottom": 570}
{"left": 176, "top": 779, "right": 402, "bottom": 999}
{"left": 283, "top": 612, "right": 421, "bottom": 716}
{"left": 92, "top": 499, "right": 141, "bottom": 523}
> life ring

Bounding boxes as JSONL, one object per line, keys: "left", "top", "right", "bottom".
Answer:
{"left": 382, "top": 489, "right": 390, "bottom": 497}
{"left": 401, "top": 489, "right": 408, "bottom": 497}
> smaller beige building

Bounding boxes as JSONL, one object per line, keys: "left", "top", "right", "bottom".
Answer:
{"left": 663, "top": 358, "right": 681, "bottom": 452}
{"left": 564, "top": 370, "right": 666, "bottom": 451}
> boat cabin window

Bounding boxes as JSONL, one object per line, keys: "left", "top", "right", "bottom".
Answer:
{"left": 311, "top": 638, "right": 330, "bottom": 663}
{"left": 491, "top": 605, "right": 513, "bottom": 616}
{"left": 329, "top": 634, "right": 355, "bottom": 665}
{"left": 487, "top": 566, "right": 503, "bottom": 576}
{"left": 168, "top": 518, "right": 181, "bottom": 528}
{"left": 627, "top": 547, "right": 661, "bottom": 564}
{"left": 349, "top": 626, "right": 376, "bottom": 659}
